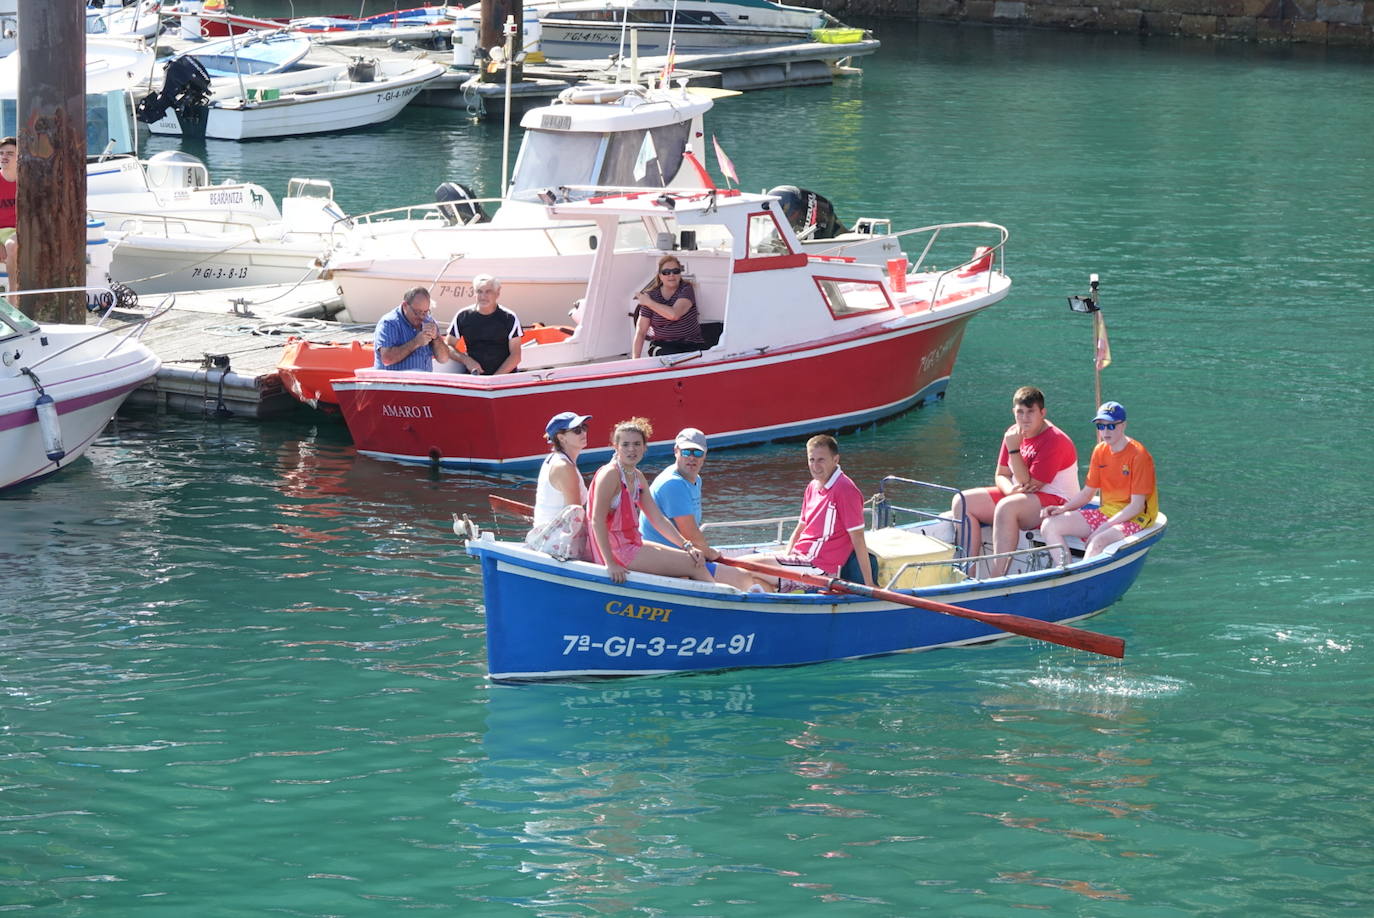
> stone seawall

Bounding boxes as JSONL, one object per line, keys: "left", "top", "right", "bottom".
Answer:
{"left": 816, "top": 0, "right": 1374, "bottom": 46}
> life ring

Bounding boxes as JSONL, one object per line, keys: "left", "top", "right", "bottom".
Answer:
{"left": 559, "top": 84, "right": 632, "bottom": 105}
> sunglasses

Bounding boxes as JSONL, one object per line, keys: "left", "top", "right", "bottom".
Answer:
{"left": 679, "top": 447, "right": 705, "bottom": 457}
{"left": 660, "top": 267, "right": 683, "bottom": 275}
{"left": 1095, "top": 422, "right": 1118, "bottom": 431}
{"left": 567, "top": 424, "right": 586, "bottom": 434}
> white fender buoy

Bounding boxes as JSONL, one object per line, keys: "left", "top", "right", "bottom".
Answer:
{"left": 35, "top": 392, "right": 66, "bottom": 463}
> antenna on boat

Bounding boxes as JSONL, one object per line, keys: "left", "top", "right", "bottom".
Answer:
{"left": 1067, "top": 273, "right": 1109, "bottom": 405}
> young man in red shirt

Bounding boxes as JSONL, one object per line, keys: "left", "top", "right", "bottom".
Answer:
{"left": 950, "top": 386, "right": 1078, "bottom": 578}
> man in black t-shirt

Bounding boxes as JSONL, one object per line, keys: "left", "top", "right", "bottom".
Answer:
{"left": 445, "top": 274, "right": 523, "bottom": 375}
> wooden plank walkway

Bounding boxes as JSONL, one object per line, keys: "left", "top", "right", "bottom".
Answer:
{"left": 107, "top": 280, "right": 372, "bottom": 418}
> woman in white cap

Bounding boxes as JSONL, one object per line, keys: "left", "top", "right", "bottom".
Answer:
{"left": 533, "top": 411, "right": 591, "bottom": 528}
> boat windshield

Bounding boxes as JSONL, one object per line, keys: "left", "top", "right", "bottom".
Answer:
{"left": 0, "top": 294, "right": 39, "bottom": 340}
{"left": 509, "top": 121, "right": 690, "bottom": 201}
{"left": 0, "top": 89, "right": 136, "bottom": 156}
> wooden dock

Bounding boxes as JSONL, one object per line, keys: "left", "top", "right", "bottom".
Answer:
{"left": 108, "top": 280, "right": 371, "bottom": 419}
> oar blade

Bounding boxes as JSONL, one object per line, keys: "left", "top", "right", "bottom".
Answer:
{"left": 488, "top": 493, "right": 534, "bottom": 522}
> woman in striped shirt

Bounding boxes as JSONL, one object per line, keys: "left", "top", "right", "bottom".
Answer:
{"left": 631, "top": 255, "right": 706, "bottom": 358}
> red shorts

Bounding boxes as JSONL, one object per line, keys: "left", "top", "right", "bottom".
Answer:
{"left": 1079, "top": 507, "right": 1143, "bottom": 537}
{"left": 984, "top": 486, "right": 1066, "bottom": 509}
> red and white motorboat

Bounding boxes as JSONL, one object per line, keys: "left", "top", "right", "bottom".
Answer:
{"left": 332, "top": 186, "right": 1010, "bottom": 471}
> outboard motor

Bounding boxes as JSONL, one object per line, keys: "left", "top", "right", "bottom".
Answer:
{"left": 135, "top": 55, "right": 212, "bottom": 140}
{"left": 768, "top": 185, "right": 848, "bottom": 241}
{"left": 434, "top": 181, "right": 488, "bottom": 226}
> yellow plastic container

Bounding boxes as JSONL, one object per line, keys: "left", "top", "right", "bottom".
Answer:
{"left": 813, "top": 28, "right": 865, "bottom": 44}
{"left": 864, "top": 527, "right": 963, "bottom": 588}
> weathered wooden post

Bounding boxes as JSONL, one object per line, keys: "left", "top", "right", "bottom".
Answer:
{"left": 16, "top": 0, "right": 86, "bottom": 321}
{"left": 479, "top": 0, "right": 524, "bottom": 84}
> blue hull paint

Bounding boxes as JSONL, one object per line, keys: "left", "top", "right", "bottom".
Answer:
{"left": 469, "top": 523, "right": 1164, "bottom": 681}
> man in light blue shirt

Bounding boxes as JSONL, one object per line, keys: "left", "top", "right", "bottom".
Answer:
{"left": 640, "top": 428, "right": 709, "bottom": 547}
{"left": 373, "top": 286, "right": 452, "bottom": 371}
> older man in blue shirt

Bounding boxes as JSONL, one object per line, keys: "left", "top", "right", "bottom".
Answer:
{"left": 373, "top": 286, "right": 452, "bottom": 371}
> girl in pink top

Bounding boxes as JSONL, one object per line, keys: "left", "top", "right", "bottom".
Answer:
{"left": 587, "top": 417, "right": 717, "bottom": 585}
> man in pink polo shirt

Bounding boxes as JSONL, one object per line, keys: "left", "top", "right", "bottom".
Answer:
{"left": 950, "top": 385, "right": 1078, "bottom": 578}
{"left": 739, "top": 434, "right": 874, "bottom": 590}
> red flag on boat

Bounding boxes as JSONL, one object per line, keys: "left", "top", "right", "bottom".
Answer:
{"left": 659, "top": 41, "right": 676, "bottom": 88}
{"left": 1093, "top": 311, "right": 1112, "bottom": 371}
{"left": 712, "top": 135, "right": 739, "bottom": 187}
{"left": 683, "top": 147, "right": 716, "bottom": 189}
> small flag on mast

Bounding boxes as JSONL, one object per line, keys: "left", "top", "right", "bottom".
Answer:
{"left": 1093, "top": 312, "right": 1112, "bottom": 371}
{"left": 712, "top": 135, "right": 739, "bottom": 187}
{"left": 659, "top": 41, "right": 676, "bottom": 88}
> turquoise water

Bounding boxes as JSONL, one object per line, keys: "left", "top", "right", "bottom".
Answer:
{"left": 3, "top": 21, "right": 1373, "bottom": 915}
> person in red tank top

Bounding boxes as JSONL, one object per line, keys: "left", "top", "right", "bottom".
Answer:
{"left": 586, "top": 417, "right": 720, "bottom": 585}
{"left": 0, "top": 136, "right": 18, "bottom": 280}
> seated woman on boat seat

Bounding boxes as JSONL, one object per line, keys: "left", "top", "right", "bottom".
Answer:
{"left": 533, "top": 410, "right": 591, "bottom": 529}
{"left": 587, "top": 417, "right": 731, "bottom": 587}
{"left": 632, "top": 255, "right": 707, "bottom": 358}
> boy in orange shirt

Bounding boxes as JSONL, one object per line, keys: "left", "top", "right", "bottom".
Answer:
{"left": 1040, "top": 401, "right": 1158, "bottom": 560}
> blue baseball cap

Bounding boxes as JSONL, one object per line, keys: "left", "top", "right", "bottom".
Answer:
{"left": 546, "top": 411, "right": 591, "bottom": 438}
{"left": 1093, "top": 401, "right": 1127, "bottom": 423}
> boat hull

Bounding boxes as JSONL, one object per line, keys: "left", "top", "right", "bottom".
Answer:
{"left": 333, "top": 314, "right": 976, "bottom": 470}
{"left": 147, "top": 67, "right": 440, "bottom": 140}
{"left": 108, "top": 233, "right": 325, "bottom": 294}
{"left": 0, "top": 327, "right": 160, "bottom": 491}
{"left": 469, "top": 522, "right": 1165, "bottom": 680}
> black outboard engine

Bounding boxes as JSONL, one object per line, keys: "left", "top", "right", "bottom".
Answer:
{"left": 434, "top": 181, "right": 488, "bottom": 226}
{"left": 135, "top": 55, "right": 212, "bottom": 140}
{"left": 768, "top": 185, "right": 848, "bottom": 241}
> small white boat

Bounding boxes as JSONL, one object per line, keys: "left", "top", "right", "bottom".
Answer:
{"left": 106, "top": 178, "right": 347, "bottom": 295}
{"left": 533, "top": 0, "right": 853, "bottom": 58}
{"left": 143, "top": 53, "right": 445, "bottom": 140}
{"left": 86, "top": 0, "right": 164, "bottom": 40}
{"left": 0, "top": 289, "right": 161, "bottom": 492}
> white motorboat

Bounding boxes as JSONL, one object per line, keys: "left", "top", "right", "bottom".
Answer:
{"left": 532, "top": 0, "right": 850, "bottom": 58}
{"left": 141, "top": 52, "right": 445, "bottom": 140}
{"left": 105, "top": 177, "right": 347, "bottom": 295}
{"left": 324, "top": 82, "right": 903, "bottom": 328}
{"left": 0, "top": 289, "right": 161, "bottom": 491}
{"left": 86, "top": 0, "right": 164, "bottom": 40}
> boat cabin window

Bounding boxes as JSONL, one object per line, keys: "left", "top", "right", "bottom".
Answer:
{"left": 674, "top": 10, "right": 726, "bottom": 25}
{"left": 509, "top": 122, "right": 690, "bottom": 201}
{"left": 509, "top": 130, "right": 603, "bottom": 199}
{"left": 0, "top": 294, "right": 39, "bottom": 341}
{"left": 815, "top": 279, "right": 894, "bottom": 319}
{"left": 747, "top": 212, "right": 792, "bottom": 257}
{"left": 599, "top": 123, "right": 688, "bottom": 188}
{"left": 2, "top": 90, "right": 135, "bottom": 157}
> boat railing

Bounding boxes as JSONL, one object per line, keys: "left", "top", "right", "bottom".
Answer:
{"left": 3, "top": 286, "right": 175, "bottom": 366}
{"left": 701, "top": 515, "right": 799, "bottom": 547}
{"left": 820, "top": 220, "right": 1009, "bottom": 299}
{"left": 100, "top": 210, "right": 297, "bottom": 242}
{"left": 348, "top": 197, "right": 504, "bottom": 228}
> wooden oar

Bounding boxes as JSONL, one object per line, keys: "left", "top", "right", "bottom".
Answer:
{"left": 716, "top": 556, "right": 1125, "bottom": 659}
{"left": 485, "top": 493, "right": 1124, "bottom": 658}
{"left": 488, "top": 493, "right": 534, "bottom": 522}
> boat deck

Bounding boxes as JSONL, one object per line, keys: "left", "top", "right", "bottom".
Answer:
{"left": 100, "top": 280, "right": 370, "bottom": 419}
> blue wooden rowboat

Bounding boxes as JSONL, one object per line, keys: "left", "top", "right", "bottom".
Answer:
{"left": 467, "top": 480, "right": 1166, "bottom": 682}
